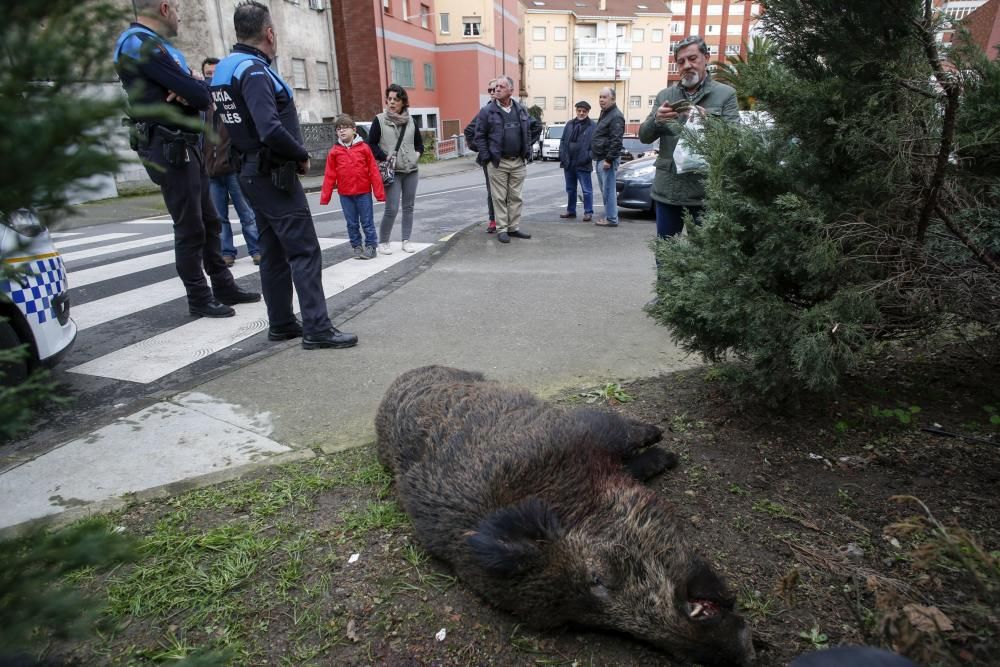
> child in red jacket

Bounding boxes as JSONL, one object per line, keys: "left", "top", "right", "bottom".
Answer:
{"left": 320, "top": 114, "right": 386, "bottom": 259}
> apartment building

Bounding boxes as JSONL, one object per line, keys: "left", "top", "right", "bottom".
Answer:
{"left": 522, "top": 0, "right": 760, "bottom": 126}
{"left": 936, "top": 0, "right": 990, "bottom": 45}
{"left": 955, "top": 0, "right": 1000, "bottom": 59}
{"left": 331, "top": 0, "right": 518, "bottom": 140}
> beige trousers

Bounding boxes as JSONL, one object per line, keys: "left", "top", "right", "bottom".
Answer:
{"left": 486, "top": 157, "right": 526, "bottom": 233}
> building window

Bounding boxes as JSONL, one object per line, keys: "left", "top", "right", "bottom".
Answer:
{"left": 440, "top": 12, "right": 449, "bottom": 33}
{"left": 383, "top": 0, "right": 390, "bottom": 13}
{"left": 532, "top": 26, "right": 546, "bottom": 41}
{"left": 651, "top": 28, "right": 664, "bottom": 42}
{"left": 671, "top": 22, "right": 682, "bottom": 34}
{"left": 315, "top": 60, "right": 330, "bottom": 90}
{"left": 631, "top": 56, "right": 643, "bottom": 69}
{"left": 554, "top": 55, "right": 567, "bottom": 69}
{"left": 554, "top": 96, "right": 566, "bottom": 110}
{"left": 726, "top": 44, "right": 741, "bottom": 55}
{"left": 633, "top": 28, "right": 644, "bottom": 41}
{"left": 391, "top": 56, "right": 414, "bottom": 87}
{"left": 708, "top": 44, "right": 718, "bottom": 56}
{"left": 291, "top": 58, "right": 308, "bottom": 89}
{"left": 428, "top": 113, "right": 438, "bottom": 133}
{"left": 648, "top": 95, "right": 656, "bottom": 107}
{"left": 668, "top": 62, "right": 678, "bottom": 73}
{"left": 463, "top": 17, "right": 481, "bottom": 36}
{"left": 554, "top": 26, "right": 567, "bottom": 40}
{"left": 420, "top": 4, "right": 430, "bottom": 28}
{"left": 533, "top": 97, "right": 546, "bottom": 109}
{"left": 616, "top": 24, "right": 626, "bottom": 38}
{"left": 532, "top": 55, "right": 546, "bottom": 69}
{"left": 424, "top": 63, "right": 435, "bottom": 90}
{"left": 629, "top": 95, "right": 641, "bottom": 109}
{"left": 691, "top": 25, "right": 700, "bottom": 36}
{"left": 706, "top": 24, "right": 717, "bottom": 34}
{"left": 650, "top": 55, "right": 663, "bottom": 69}
{"left": 403, "top": 0, "right": 410, "bottom": 20}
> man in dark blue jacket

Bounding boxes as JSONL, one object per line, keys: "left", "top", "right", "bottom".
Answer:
{"left": 473, "top": 76, "right": 543, "bottom": 244}
{"left": 113, "top": 0, "right": 259, "bottom": 318}
{"left": 558, "top": 101, "right": 596, "bottom": 222}
{"left": 210, "top": 0, "right": 356, "bottom": 350}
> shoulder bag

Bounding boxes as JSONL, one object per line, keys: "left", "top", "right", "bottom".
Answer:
{"left": 378, "top": 120, "right": 408, "bottom": 186}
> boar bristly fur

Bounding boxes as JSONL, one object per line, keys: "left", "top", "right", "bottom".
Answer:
{"left": 375, "top": 366, "right": 755, "bottom": 666}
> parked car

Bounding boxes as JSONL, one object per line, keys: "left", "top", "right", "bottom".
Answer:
{"left": 540, "top": 123, "right": 566, "bottom": 161}
{"left": 620, "top": 135, "right": 658, "bottom": 162}
{"left": 615, "top": 155, "right": 657, "bottom": 214}
{"left": 356, "top": 121, "right": 373, "bottom": 141}
{"left": 0, "top": 209, "right": 77, "bottom": 384}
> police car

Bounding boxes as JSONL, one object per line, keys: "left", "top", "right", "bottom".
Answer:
{"left": 0, "top": 210, "right": 77, "bottom": 384}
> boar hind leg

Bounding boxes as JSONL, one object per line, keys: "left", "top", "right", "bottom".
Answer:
{"left": 623, "top": 446, "right": 679, "bottom": 480}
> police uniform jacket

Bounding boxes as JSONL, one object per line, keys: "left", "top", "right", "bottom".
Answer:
{"left": 208, "top": 43, "right": 309, "bottom": 164}
{"left": 113, "top": 23, "right": 210, "bottom": 129}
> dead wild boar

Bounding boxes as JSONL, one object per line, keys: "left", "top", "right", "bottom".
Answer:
{"left": 375, "top": 366, "right": 755, "bottom": 666}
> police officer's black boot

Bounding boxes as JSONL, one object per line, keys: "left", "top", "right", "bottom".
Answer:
{"left": 301, "top": 327, "right": 358, "bottom": 350}
{"left": 268, "top": 319, "right": 303, "bottom": 341}
{"left": 189, "top": 299, "right": 236, "bottom": 318}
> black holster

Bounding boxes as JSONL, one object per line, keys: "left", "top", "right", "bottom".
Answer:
{"left": 271, "top": 161, "right": 297, "bottom": 192}
{"left": 123, "top": 118, "right": 150, "bottom": 152}
{"left": 154, "top": 126, "right": 200, "bottom": 167}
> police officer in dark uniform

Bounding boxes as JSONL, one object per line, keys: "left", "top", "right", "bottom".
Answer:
{"left": 209, "top": 1, "right": 357, "bottom": 349}
{"left": 113, "top": 0, "right": 260, "bottom": 318}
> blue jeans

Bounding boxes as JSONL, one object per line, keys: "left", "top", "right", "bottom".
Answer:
{"left": 339, "top": 193, "right": 377, "bottom": 248}
{"left": 655, "top": 201, "right": 703, "bottom": 238}
{"left": 594, "top": 158, "right": 619, "bottom": 223}
{"left": 209, "top": 172, "right": 260, "bottom": 257}
{"left": 563, "top": 168, "right": 594, "bottom": 215}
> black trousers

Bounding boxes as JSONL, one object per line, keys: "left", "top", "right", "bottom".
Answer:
{"left": 481, "top": 163, "right": 495, "bottom": 222}
{"left": 139, "top": 134, "right": 238, "bottom": 306}
{"left": 239, "top": 163, "right": 332, "bottom": 335}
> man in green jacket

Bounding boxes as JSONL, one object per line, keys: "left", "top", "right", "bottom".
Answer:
{"left": 639, "top": 35, "right": 739, "bottom": 238}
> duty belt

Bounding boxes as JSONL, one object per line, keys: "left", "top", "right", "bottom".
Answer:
{"left": 152, "top": 125, "right": 201, "bottom": 145}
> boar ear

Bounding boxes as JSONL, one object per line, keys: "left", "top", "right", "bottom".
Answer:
{"left": 466, "top": 498, "right": 565, "bottom": 576}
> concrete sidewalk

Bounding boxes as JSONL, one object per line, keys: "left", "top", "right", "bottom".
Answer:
{"left": 59, "top": 155, "right": 480, "bottom": 230}
{"left": 1, "top": 175, "right": 696, "bottom": 534}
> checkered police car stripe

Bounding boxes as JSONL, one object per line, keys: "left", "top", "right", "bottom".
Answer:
{"left": 1, "top": 256, "right": 67, "bottom": 325}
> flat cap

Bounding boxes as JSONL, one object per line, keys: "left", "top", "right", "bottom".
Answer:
{"left": 574, "top": 100, "right": 591, "bottom": 110}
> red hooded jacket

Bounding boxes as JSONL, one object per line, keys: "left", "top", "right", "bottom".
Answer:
{"left": 319, "top": 135, "right": 386, "bottom": 205}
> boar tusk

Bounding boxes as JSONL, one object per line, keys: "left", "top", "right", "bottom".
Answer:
{"left": 690, "top": 603, "right": 705, "bottom": 618}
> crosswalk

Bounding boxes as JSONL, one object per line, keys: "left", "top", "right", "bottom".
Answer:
{"left": 56, "top": 225, "right": 432, "bottom": 385}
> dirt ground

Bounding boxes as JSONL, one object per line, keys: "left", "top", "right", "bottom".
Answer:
{"left": 54, "top": 344, "right": 1000, "bottom": 666}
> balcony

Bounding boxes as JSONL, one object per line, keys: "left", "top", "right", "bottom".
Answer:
{"left": 574, "top": 37, "right": 632, "bottom": 53}
{"left": 574, "top": 64, "right": 632, "bottom": 81}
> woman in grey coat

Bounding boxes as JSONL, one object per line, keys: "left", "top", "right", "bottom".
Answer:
{"left": 368, "top": 83, "right": 424, "bottom": 254}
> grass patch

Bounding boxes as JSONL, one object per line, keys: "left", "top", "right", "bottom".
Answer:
{"left": 107, "top": 521, "right": 279, "bottom": 622}
{"left": 340, "top": 500, "right": 409, "bottom": 536}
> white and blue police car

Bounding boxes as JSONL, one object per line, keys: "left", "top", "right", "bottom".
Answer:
{"left": 0, "top": 210, "right": 77, "bottom": 384}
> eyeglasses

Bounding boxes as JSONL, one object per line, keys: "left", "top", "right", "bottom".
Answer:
{"left": 487, "top": 88, "right": 495, "bottom": 93}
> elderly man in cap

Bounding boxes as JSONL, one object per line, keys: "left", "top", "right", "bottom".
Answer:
{"left": 558, "top": 101, "right": 596, "bottom": 221}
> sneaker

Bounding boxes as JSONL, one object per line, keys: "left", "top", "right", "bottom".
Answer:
{"left": 359, "top": 245, "right": 376, "bottom": 260}
{"left": 223, "top": 255, "right": 235, "bottom": 268}
{"left": 486, "top": 221, "right": 497, "bottom": 234}
{"left": 378, "top": 242, "right": 393, "bottom": 255}
{"left": 252, "top": 254, "right": 261, "bottom": 265}
{"left": 353, "top": 245, "right": 363, "bottom": 259}
{"left": 401, "top": 240, "right": 415, "bottom": 253}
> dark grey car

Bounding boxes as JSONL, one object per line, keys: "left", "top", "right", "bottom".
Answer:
{"left": 615, "top": 155, "right": 656, "bottom": 214}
